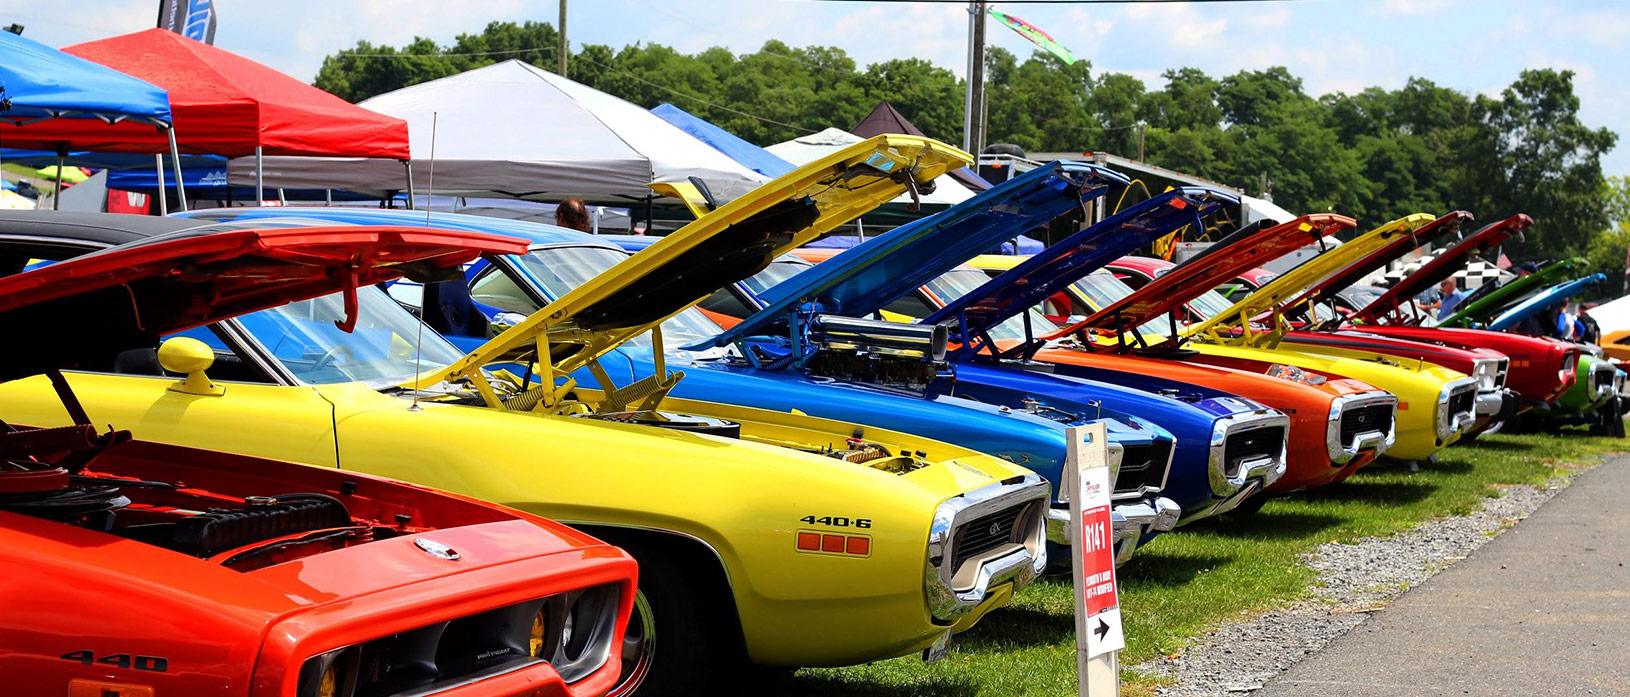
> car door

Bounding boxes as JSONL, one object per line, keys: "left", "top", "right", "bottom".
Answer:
{"left": 0, "top": 326, "right": 341, "bottom": 468}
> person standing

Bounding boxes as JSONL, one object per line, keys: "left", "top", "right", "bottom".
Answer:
{"left": 1436, "top": 278, "right": 1467, "bottom": 320}
{"left": 1516, "top": 261, "right": 1539, "bottom": 278}
{"left": 554, "top": 198, "right": 592, "bottom": 232}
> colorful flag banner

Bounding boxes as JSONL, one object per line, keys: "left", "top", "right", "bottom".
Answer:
{"left": 989, "top": 9, "right": 1076, "bottom": 65}
{"left": 157, "top": 0, "right": 218, "bottom": 44}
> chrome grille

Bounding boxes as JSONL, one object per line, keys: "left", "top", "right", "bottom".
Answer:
{"left": 950, "top": 505, "right": 1025, "bottom": 570}
{"left": 1448, "top": 389, "right": 1474, "bottom": 418}
{"left": 1222, "top": 426, "right": 1285, "bottom": 477}
{"left": 1340, "top": 404, "right": 1394, "bottom": 442}
{"left": 1114, "top": 441, "right": 1171, "bottom": 495}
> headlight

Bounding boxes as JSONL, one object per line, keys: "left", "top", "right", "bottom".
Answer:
{"left": 1265, "top": 363, "right": 1327, "bottom": 386}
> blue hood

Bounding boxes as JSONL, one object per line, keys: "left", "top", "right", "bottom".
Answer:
{"left": 922, "top": 186, "right": 1235, "bottom": 349}
{"left": 699, "top": 161, "right": 1130, "bottom": 349}
{"left": 1488, "top": 274, "right": 1607, "bottom": 331}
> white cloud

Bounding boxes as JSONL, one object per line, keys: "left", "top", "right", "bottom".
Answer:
{"left": 1380, "top": 0, "right": 1462, "bottom": 16}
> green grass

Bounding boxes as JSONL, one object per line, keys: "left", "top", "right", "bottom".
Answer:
{"left": 768, "top": 428, "right": 1625, "bottom": 696}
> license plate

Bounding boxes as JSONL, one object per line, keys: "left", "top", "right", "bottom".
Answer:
{"left": 922, "top": 630, "right": 952, "bottom": 664}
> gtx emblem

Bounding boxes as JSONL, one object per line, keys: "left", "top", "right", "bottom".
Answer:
{"left": 989, "top": 522, "right": 1001, "bottom": 536}
{"left": 414, "top": 538, "right": 461, "bottom": 561}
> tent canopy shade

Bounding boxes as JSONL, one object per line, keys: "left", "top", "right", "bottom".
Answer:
{"left": 850, "top": 101, "right": 991, "bottom": 192}
{"left": 235, "top": 60, "right": 765, "bottom": 204}
{"left": 650, "top": 102, "right": 795, "bottom": 178}
{"left": 0, "top": 30, "right": 172, "bottom": 127}
{"left": 768, "top": 128, "right": 977, "bottom": 207}
{"left": 4, "top": 29, "right": 408, "bottom": 159}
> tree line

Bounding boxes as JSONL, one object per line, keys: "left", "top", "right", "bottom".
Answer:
{"left": 314, "top": 20, "right": 1621, "bottom": 273}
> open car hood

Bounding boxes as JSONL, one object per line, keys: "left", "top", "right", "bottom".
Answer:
{"left": 1487, "top": 274, "right": 1608, "bottom": 331}
{"left": 1050, "top": 213, "right": 1354, "bottom": 339}
{"left": 1185, "top": 213, "right": 1436, "bottom": 342}
{"left": 921, "top": 186, "right": 1235, "bottom": 346}
{"left": 1441, "top": 256, "right": 1583, "bottom": 327}
{"left": 421, "top": 135, "right": 970, "bottom": 383}
{"left": 0, "top": 225, "right": 528, "bottom": 382}
{"left": 699, "top": 161, "right": 1132, "bottom": 349}
{"left": 1286, "top": 211, "right": 1473, "bottom": 320}
{"left": 1349, "top": 214, "right": 1532, "bottom": 323}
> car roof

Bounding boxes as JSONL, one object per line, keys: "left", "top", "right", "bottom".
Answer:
{"left": 0, "top": 210, "right": 204, "bottom": 247}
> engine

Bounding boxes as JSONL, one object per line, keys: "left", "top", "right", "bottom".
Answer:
{"left": 0, "top": 424, "right": 378, "bottom": 572}
{"left": 803, "top": 314, "right": 948, "bottom": 389}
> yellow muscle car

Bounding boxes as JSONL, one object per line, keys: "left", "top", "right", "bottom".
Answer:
{"left": 0, "top": 138, "right": 1050, "bottom": 696}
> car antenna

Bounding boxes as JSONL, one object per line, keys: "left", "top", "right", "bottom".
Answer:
{"left": 410, "top": 111, "right": 440, "bottom": 413}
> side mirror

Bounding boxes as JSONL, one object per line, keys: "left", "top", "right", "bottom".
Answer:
{"left": 158, "top": 337, "right": 224, "bottom": 396}
{"left": 488, "top": 311, "right": 527, "bottom": 338}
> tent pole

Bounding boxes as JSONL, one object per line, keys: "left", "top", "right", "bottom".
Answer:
{"left": 52, "top": 150, "right": 64, "bottom": 210}
{"left": 254, "top": 146, "right": 265, "bottom": 205}
{"left": 591, "top": 206, "right": 600, "bottom": 234}
{"left": 326, "top": 189, "right": 333, "bottom": 206}
{"left": 403, "top": 161, "right": 415, "bottom": 210}
{"left": 154, "top": 154, "right": 169, "bottom": 215}
{"left": 644, "top": 196, "right": 653, "bottom": 233}
{"left": 166, "top": 127, "right": 188, "bottom": 211}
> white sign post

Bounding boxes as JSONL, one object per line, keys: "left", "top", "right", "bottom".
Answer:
{"left": 1066, "top": 423, "right": 1122, "bottom": 696}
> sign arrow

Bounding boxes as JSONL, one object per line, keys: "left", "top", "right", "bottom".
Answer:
{"left": 1094, "top": 617, "right": 1111, "bottom": 642}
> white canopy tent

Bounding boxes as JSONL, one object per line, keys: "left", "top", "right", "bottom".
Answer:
{"left": 767, "top": 128, "right": 976, "bottom": 207}
{"left": 227, "top": 60, "right": 765, "bottom": 204}
{"left": 1586, "top": 292, "right": 1630, "bottom": 335}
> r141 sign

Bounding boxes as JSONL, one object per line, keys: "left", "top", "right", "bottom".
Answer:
{"left": 1066, "top": 423, "right": 1124, "bottom": 696}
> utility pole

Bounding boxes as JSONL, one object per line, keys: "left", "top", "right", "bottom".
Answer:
{"left": 963, "top": 1, "right": 987, "bottom": 155}
{"left": 558, "top": 0, "right": 568, "bottom": 76}
{"left": 1137, "top": 122, "right": 1145, "bottom": 161}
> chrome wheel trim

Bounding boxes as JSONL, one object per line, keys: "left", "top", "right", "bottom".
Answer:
{"left": 607, "top": 589, "right": 657, "bottom": 697}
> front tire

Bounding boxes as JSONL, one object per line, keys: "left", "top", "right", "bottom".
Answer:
{"left": 607, "top": 547, "right": 718, "bottom": 697}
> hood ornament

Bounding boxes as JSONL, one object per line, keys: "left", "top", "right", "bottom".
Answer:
{"left": 414, "top": 538, "right": 461, "bottom": 561}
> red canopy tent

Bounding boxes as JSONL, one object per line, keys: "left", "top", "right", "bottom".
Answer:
{"left": 6, "top": 29, "right": 410, "bottom": 203}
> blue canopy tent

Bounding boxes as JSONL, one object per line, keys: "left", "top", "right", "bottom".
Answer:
{"left": 0, "top": 30, "right": 185, "bottom": 210}
{"left": 650, "top": 103, "right": 794, "bottom": 179}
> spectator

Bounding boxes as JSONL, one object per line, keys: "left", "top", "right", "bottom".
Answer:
{"left": 1436, "top": 278, "right": 1466, "bottom": 320}
{"left": 1516, "top": 261, "right": 1539, "bottom": 278}
{"left": 554, "top": 198, "right": 591, "bottom": 232}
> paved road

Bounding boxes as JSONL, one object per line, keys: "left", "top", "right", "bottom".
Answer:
{"left": 1258, "top": 455, "right": 1630, "bottom": 697}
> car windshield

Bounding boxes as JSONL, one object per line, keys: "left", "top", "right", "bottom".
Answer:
{"left": 1071, "top": 270, "right": 1186, "bottom": 341}
{"left": 516, "top": 245, "right": 723, "bottom": 346}
{"left": 925, "top": 268, "right": 1058, "bottom": 342}
{"left": 743, "top": 258, "right": 813, "bottom": 295}
{"left": 236, "top": 286, "right": 467, "bottom": 387}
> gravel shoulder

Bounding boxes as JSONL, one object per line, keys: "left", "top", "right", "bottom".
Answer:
{"left": 1132, "top": 463, "right": 1591, "bottom": 696}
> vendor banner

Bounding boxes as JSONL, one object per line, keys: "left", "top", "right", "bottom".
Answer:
{"left": 157, "top": 0, "right": 217, "bottom": 44}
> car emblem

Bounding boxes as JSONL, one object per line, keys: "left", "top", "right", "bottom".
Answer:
{"left": 989, "top": 522, "right": 1002, "bottom": 536}
{"left": 414, "top": 538, "right": 460, "bottom": 561}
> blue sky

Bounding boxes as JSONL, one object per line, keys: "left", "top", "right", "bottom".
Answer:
{"left": 8, "top": 0, "right": 1629, "bottom": 175}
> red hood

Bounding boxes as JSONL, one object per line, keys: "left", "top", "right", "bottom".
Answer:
{"left": 0, "top": 225, "right": 527, "bottom": 381}
{"left": 1047, "top": 213, "right": 1354, "bottom": 339}
{"left": 1351, "top": 214, "right": 1532, "bottom": 323}
{"left": 1287, "top": 211, "right": 1473, "bottom": 320}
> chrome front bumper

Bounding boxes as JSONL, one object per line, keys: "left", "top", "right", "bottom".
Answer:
{"left": 925, "top": 474, "right": 1051, "bottom": 622}
{"left": 1327, "top": 391, "right": 1399, "bottom": 464}
{"left": 1046, "top": 496, "right": 1180, "bottom": 566}
{"left": 1475, "top": 389, "right": 1505, "bottom": 417}
{"left": 1437, "top": 377, "right": 1480, "bottom": 441}
{"left": 1203, "top": 409, "right": 1291, "bottom": 496}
